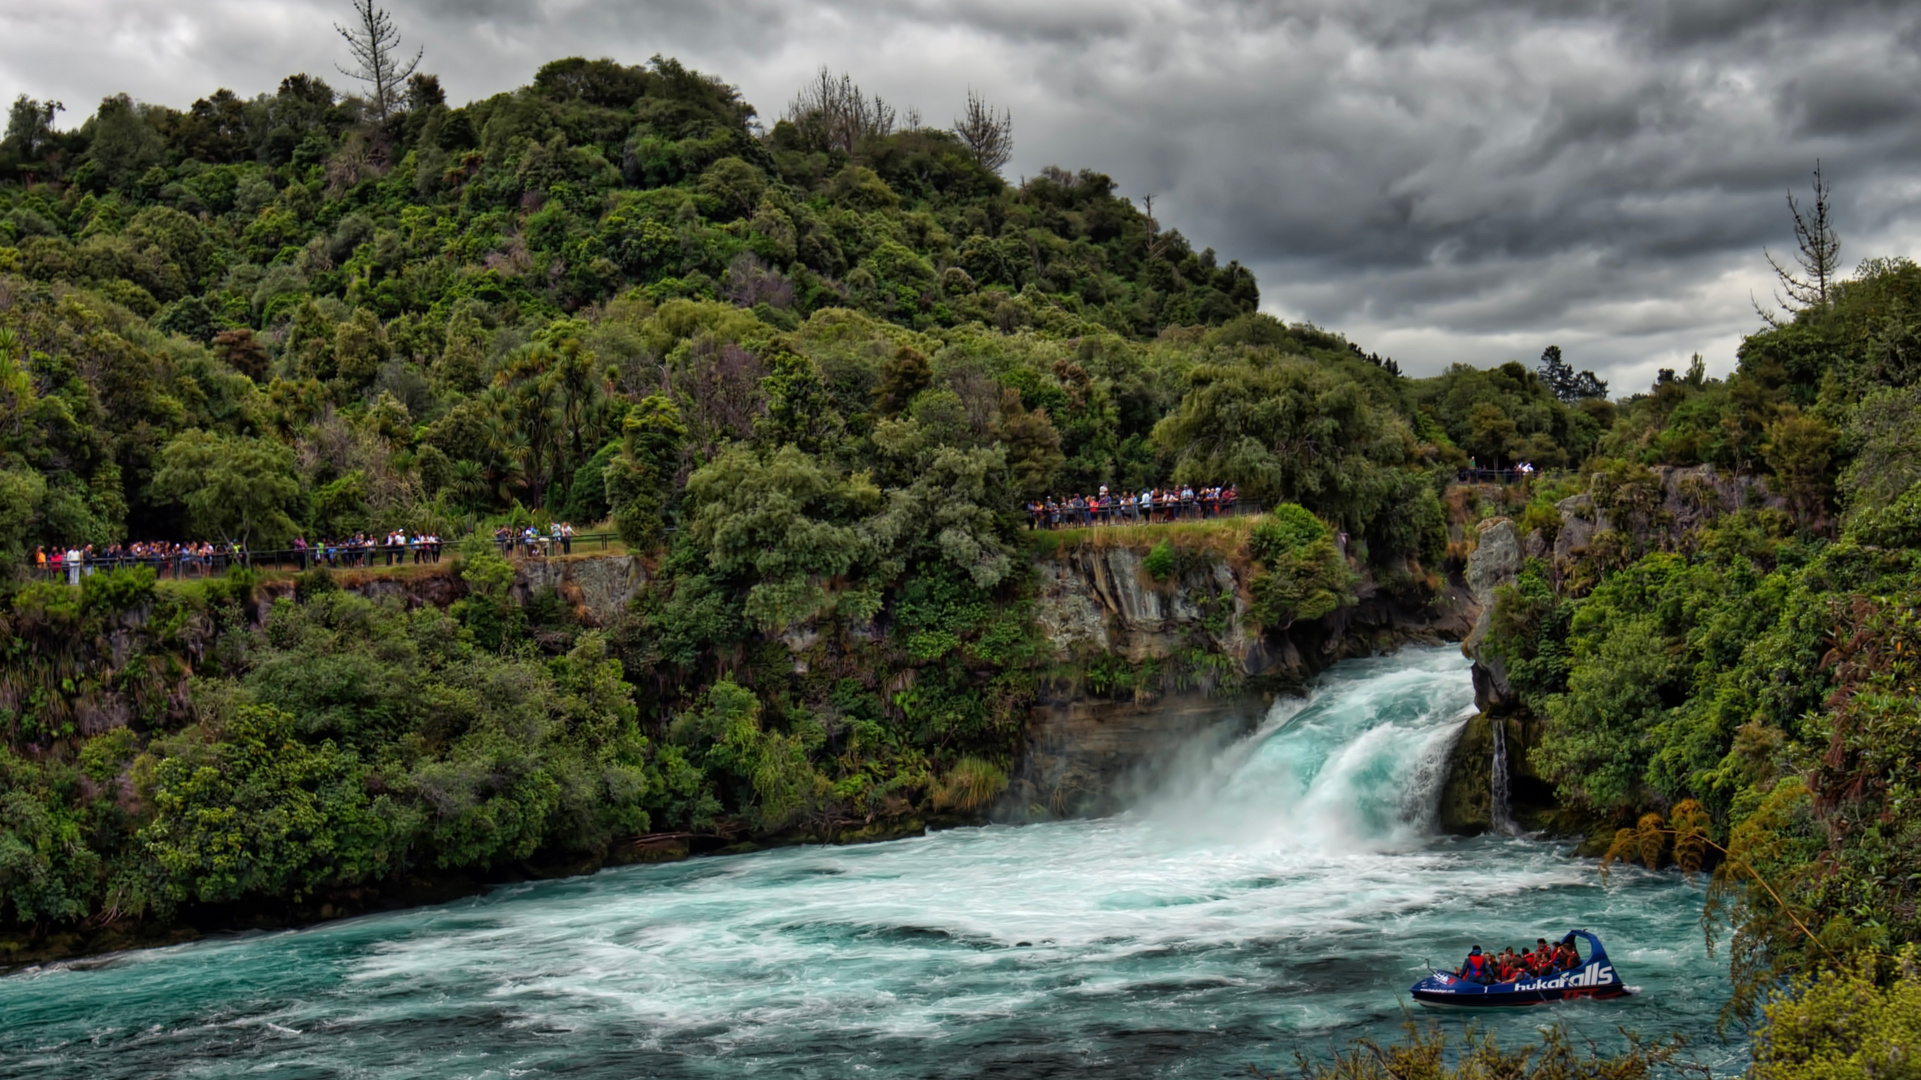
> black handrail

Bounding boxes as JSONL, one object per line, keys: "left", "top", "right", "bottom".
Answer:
{"left": 1455, "top": 468, "right": 1539, "bottom": 485}
{"left": 28, "top": 497, "right": 1276, "bottom": 584}
{"left": 25, "top": 532, "right": 634, "bottom": 583}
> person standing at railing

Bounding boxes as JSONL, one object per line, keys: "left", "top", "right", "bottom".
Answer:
{"left": 561, "top": 521, "right": 575, "bottom": 555}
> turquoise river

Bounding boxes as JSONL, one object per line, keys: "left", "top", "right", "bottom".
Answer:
{"left": 0, "top": 647, "right": 1738, "bottom": 1078}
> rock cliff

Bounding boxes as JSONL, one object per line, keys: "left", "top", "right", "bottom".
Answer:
{"left": 1441, "top": 464, "right": 1780, "bottom": 835}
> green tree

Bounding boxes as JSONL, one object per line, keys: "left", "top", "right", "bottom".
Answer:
{"left": 1244, "top": 505, "right": 1353, "bottom": 629}
{"left": 755, "top": 345, "right": 844, "bottom": 454}
{"left": 1762, "top": 409, "right": 1836, "bottom": 528}
{"left": 1153, "top": 358, "right": 1411, "bottom": 533}
{"left": 82, "top": 94, "right": 164, "bottom": 188}
{"left": 140, "top": 705, "right": 404, "bottom": 907}
{"left": 684, "top": 445, "right": 872, "bottom": 631}
{"left": 151, "top": 431, "right": 301, "bottom": 547}
{"left": 605, "top": 394, "right": 687, "bottom": 548}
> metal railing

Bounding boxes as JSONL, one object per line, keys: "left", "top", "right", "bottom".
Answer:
{"left": 1026, "top": 498, "right": 1263, "bottom": 530}
{"left": 27, "top": 532, "right": 632, "bottom": 583}
{"left": 29, "top": 497, "right": 1270, "bottom": 584}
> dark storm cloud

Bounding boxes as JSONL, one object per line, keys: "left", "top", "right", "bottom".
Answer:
{"left": 4, "top": 0, "right": 1920, "bottom": 389}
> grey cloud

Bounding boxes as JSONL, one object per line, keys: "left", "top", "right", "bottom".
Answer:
{"left": 3, "top": 0, "right": 1919, "bottom": 391}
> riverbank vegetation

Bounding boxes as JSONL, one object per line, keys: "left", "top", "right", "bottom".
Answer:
{"left": 0, "top": 34, "right": 1918, "bottom": 1071}
{"left": 1477, "top": 256, "right": 1921, "bottom": 1028}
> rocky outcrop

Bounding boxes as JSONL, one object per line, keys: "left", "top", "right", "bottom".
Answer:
{"left": 1445, "top": 464, "right": 1782, "bottom": 835}
{"left": 1033, "top": 546, "right": 1260, "bottom": 671}
{"left": 255, "top": 555, "right": 647, "bottom": 627}
{"left": 1033, "top": 542, "right": 1473, "bottom": 683}
{"left": 512, "top": 555, "right": 647, "bottom": 626}
{"left": 1538, "top": 465, "right": 1780, "bottom": 565}
{"left": 998, "top": 691, "right": 1269, "bottom": 820}
{"left": 1462, "top": 517, "right": 1522, "bottom": 714}
{"left": 1435, "top": 712, "right": 1556, "bottom": 834}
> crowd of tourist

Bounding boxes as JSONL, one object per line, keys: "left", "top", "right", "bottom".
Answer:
{"left": 493, "top": 522, "right": 580, "bottom": 558}
{"left": 32, "top": 541, "right": 249, "bottom": 584}
{"left": 1026, "top": 485, "right": 1239, "bottom": 530}
{"left": 295, "top": 531, "right": 446, "bottom": 569}
{"left": 26, "top": 522, "right": 601, "bottom": 584}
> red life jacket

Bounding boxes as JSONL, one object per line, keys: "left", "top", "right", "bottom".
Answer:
{"left": 1464, "top": 954, "right": 1487, "bottom": 978}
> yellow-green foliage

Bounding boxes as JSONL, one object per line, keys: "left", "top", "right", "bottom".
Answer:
{"left": 933, "top": 757, "right": 1008, "bottom": 812}
{"left": 1264, "top": 1023, "right": 1684, "bottom": 1080}
{"left": 1753, "top": 950, "right": 1921, "bottom": 1080}
{"left": 1143, "top": 539, "right": 1176, "bottom": 581}
{"left": 1035, "top": 514, "right": 1265, "bottom": 563}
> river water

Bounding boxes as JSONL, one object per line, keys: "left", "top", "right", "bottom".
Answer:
{"left": 0, "top": 647, "right": 1736, "bottom": 1079}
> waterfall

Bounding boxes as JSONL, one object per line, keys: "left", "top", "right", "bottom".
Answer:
{"left": 1144, "top": 649, "right": 1478, "bottom": 850}
{"left": 1490, "top": 716, "right": 1520, "bottom": 836}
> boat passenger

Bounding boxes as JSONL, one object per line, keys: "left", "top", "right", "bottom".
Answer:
{"left": 1498, "top": 948, "right": 1520, "bottom": 981}
{"left": 1554, "top": 940, "right": 1579, "bottom": 970}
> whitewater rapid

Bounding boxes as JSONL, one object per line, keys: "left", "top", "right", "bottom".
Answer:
{"left": 0, "top": 647, "right": 1735, "bottom": 1079}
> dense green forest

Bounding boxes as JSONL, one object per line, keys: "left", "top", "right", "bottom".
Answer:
{"left": 0, "top": 52, "right": 1459, "bottom": 933}
{"left": 2, "top": 46, "right": 1919, "bottom": 1065}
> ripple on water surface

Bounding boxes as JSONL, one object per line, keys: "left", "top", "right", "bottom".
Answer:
{"left": 0, "top": 647, "right": 1739, "bottom": 1079}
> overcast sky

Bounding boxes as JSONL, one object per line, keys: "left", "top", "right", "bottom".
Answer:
{"left": 6, "top": 0, "right": 1920, "bottom": 392}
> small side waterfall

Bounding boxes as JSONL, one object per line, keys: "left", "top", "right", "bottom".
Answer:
{"left": 1490, "top": 717, "right": 1520, "bottom": 836}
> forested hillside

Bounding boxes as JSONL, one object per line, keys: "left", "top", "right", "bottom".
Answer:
{"left": 2, "top": 49, "right": 1920, "bottom": 1055}
{"left": 0, "top": 53, "right": 1453, "bottom": 940}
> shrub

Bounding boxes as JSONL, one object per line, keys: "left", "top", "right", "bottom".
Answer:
{"left": 1144, "top": 539, "right": 1176, "bottom": 581}
{"left": 1753, "top": 950, "right": 1921, "bottom": 1080}
{"left": 1248, "top": 503, "right": 1326, "bottom": 564}
{"left": 932, "top": 757, "right": 1008, "bottom": 812}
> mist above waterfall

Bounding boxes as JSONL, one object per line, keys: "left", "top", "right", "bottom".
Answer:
{"left": 1138, "top": 649, "right": 1476, "bottom": 853}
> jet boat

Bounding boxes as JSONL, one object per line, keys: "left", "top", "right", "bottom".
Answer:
{"left": 1409, "top": 929, "right": 1631, "bottom": 1007}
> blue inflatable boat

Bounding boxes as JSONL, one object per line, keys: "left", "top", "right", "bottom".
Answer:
{"left": 1409, "top": 930, "right": 1631, "bottom": 1007}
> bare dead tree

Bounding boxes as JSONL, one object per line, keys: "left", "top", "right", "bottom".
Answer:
{"left": 786, "top": 67, "right": 896, "bottom": 155}
{"left": 953, "top": 89, "right": 1012, "bottom": 173}
{"left": 1755, "top": 161, "right": 1841, "bottom": 327}
{"left": 335, "top": 0, "right": 422, "bottom": 123}
{"left": 1140, "top": 193, "right": 1172, "bottom": 261}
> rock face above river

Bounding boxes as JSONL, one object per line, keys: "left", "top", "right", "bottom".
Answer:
{"left": 1462, "top": 517, "right": 1523, "bottom": 715}
{"left": 1033, "top": 546, "right": 1258, "bottom": 671}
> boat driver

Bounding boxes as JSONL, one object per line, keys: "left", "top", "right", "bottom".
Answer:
{"left": 1457, "top": 945, "right": 1492, "bottom": 984}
